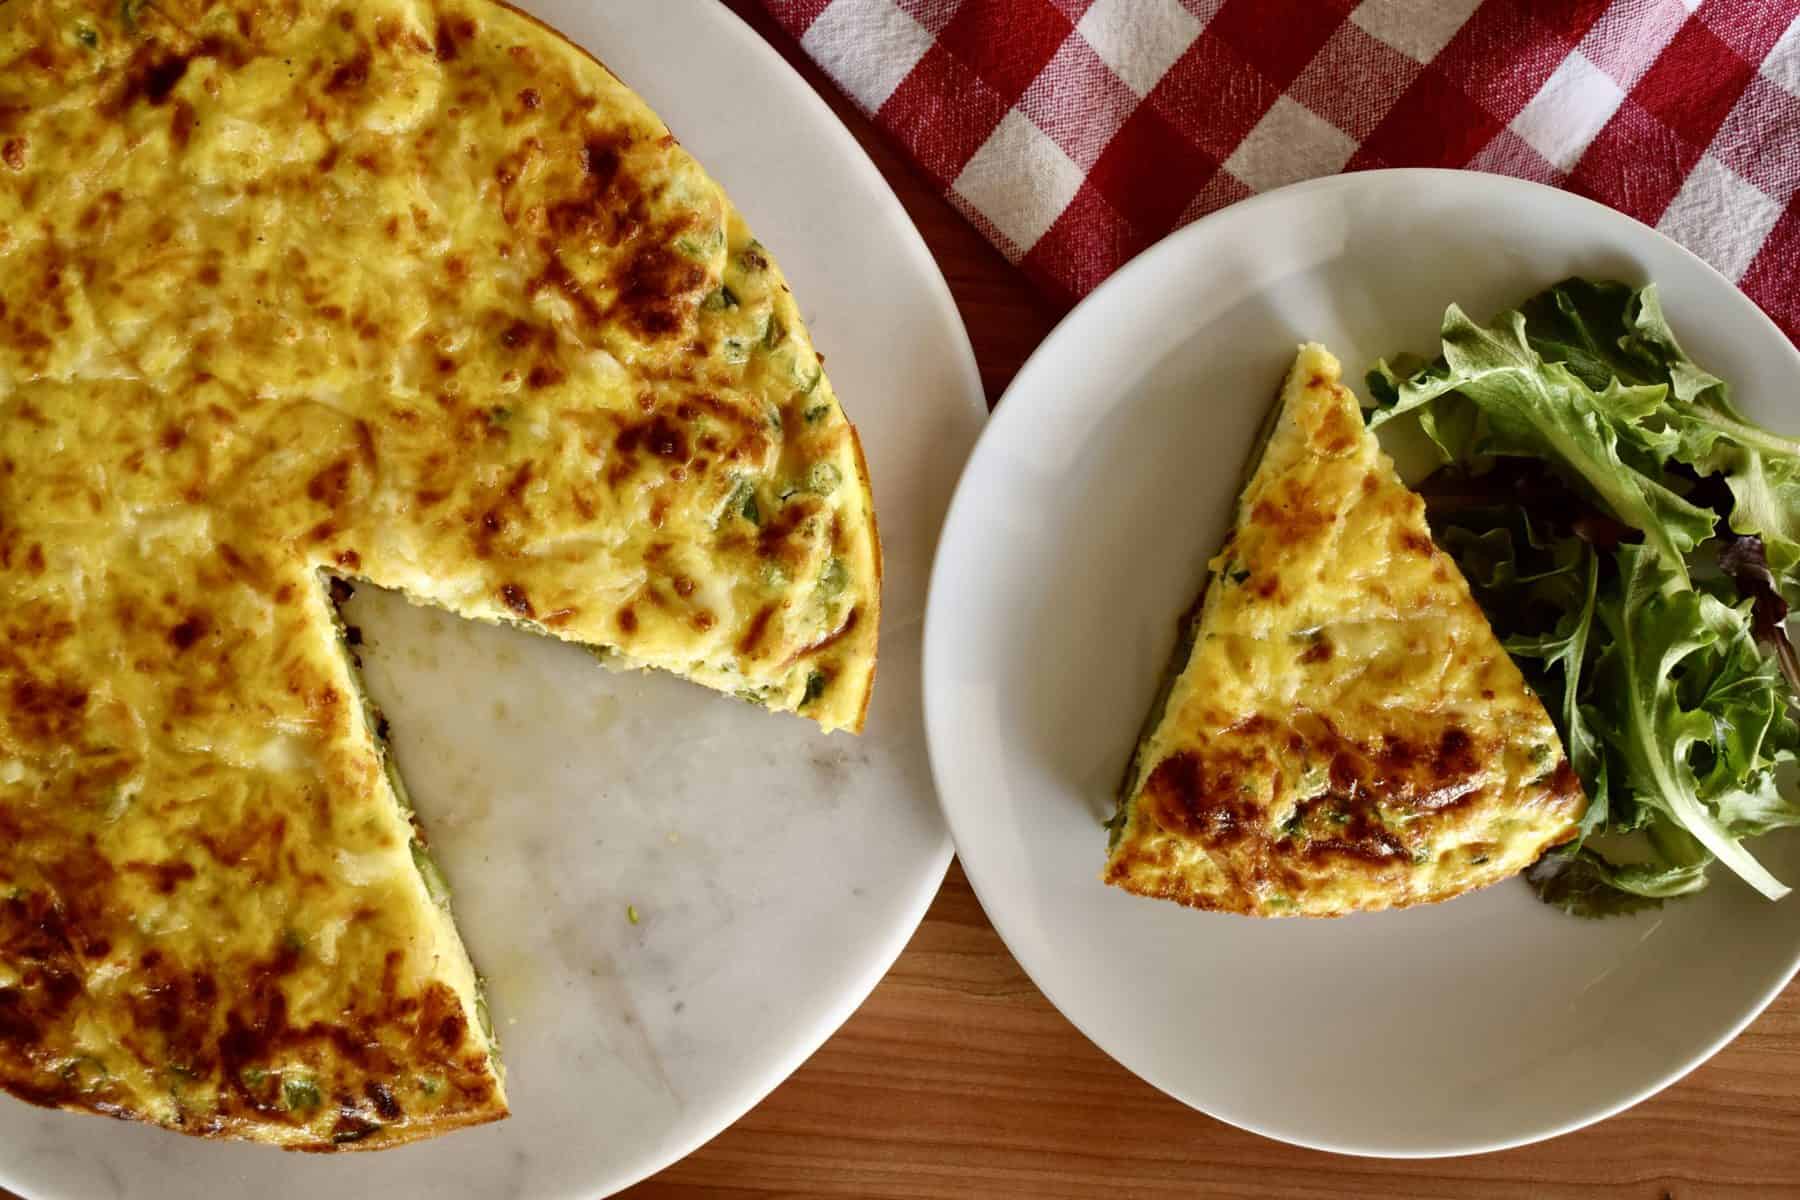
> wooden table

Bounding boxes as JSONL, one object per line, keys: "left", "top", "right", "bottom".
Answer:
{"left": 622, "top": 5, "right": 1800, "bottom": 1197}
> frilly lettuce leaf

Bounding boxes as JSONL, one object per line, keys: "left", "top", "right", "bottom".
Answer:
{"left": 1369, "top": 303, "right": 1715, "bottom": 585}
{"left": 1589, "top": 546, "right": 1789, "bottom": 900}
{"left": 1627, "top": 287, "right": 1800, "bottom": 600}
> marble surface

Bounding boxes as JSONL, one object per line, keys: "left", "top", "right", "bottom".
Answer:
{"left": 0, "top": 2, "right": 985, "bottom": 1196}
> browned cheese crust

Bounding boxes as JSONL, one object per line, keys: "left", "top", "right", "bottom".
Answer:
{"left": 0, "top": 0, "right": 880, "bottom": 1149}
{"left": 1105, "top": 345, "right": 1585, "bottom": 917}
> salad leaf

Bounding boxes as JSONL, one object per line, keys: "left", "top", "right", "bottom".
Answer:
{"left": 1525, "top": 844, "right": 1710, "bottom": 918}
{"left": 1370, "top": 304, "right": 1716, "bottom": 584}
{"left": 1718, "top": 534, "right": 1800, "bottom": 701}
{"left": 1682, "top": 586, "right": 1799, "bottom": 800}
{"left": 1499, "top": 541, "right": 1702, "bottom": 919}
{"left": 1626, "top": 288, "right": 1800, "bottom": 598}
{"left": 1588, "top": 546, "right": 1788, "bottom": 899}
{"left": 1518, "top": 279, "right": 1656, "bottom": 390}
{"left": 1367, "top": 355, "right": 1479, "bottom": 464}
{"left": 1513, "top": 279, "right": 1800, "bottom": 598}
{"left": 1516, "top": 279, "right": 1731, "bottom": 423}
{"left": 1504, "top": 543, "right": 1608, "bottom": 844}
{"left": 1715, "top": 781, "right": 1800, "bottom": 839}
{"left": 1438, "top": 514, "right": 1584, "bottom": 598}
{"left": 1722, "top": 455, "right": 1800, "bottom": 601}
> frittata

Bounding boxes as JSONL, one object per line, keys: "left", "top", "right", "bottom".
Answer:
{"left": 0, "top": 0, "right": 879, "bottom": 1149}
{"left": 1105, "top": 345, "right": 1585, "bottom": 916}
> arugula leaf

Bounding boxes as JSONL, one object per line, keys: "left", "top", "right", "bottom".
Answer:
{"left": 1505, "top": 544, "right": 1608, "bottom": 844}
{"left": 1444, "top": 521, "right": 1711, "bottom": 918}
{"left": 1367, "top": 354, "right": 1479, "bottom": 464}
{"left": 1370, "top": 304, "right": 1716, "bottom": 584}
{"left": 1684, "top": 586, "right": 1799, "bottom": 799}
{"left": 1526, "top": 569, "right": 1796, "bottom": 919}
{"left": 1525, "top": 843, "right": 1709, "bottom": 918}
{"left": 1589, "top": 546, "right": 1790, "bottom": 900}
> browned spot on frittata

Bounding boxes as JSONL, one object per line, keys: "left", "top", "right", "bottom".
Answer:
{"left": 168, "top": 613, "right": 209, "bottom": 651}
{"left": 117, "top": 53, "right": 189, "bottom": 110}
{"left": 123, "top": 860, "right": 197, "bottom": 894}
{"left": 499, "top": 583, "right": 532, "bottom": 617}
{"left": 737, "top": 603, "right": 775, "bottom": 658}
{"left": 8, "top": 678, "right": 88, "bottom": 745}
{"left": 610, "top": 242, "right": 705, "bottom": 340}
{"left": 170, "top": 99, "right": 195, "bottom": 149}
{"left": 1250, "top": 487, "right": 1333, "bottom": 548}
{"left": 1398, "top": 528, "right": 1436, "bottom": 556}
{"left": 325, "top": 51, "right": 372, "bottom": 94}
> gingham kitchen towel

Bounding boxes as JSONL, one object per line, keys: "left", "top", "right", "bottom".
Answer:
{"left": 761, "top": 0, "right": 1800, "bottom": 344}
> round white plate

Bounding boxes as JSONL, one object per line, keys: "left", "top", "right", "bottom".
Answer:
{"left": 0, "top": 4, "right": 982, "bottom": 1198}
{"left": 924, "top": 169, "right": 1800, "bottom": 1158}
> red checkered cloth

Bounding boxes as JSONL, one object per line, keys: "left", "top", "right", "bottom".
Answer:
{"left": 761, "top": 0, "right": 1800, "bottom": 344}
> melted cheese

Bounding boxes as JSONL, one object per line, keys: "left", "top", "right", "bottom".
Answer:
{"left": 1106, "top": 345, "right": 1585, "bottom": 917}
{"left": 0, "top": 0, "right": 878, "bottom": 1149}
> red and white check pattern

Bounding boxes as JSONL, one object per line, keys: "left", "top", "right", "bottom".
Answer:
{"left": 762, "top": 0, "right": 1800, "bottom": 345}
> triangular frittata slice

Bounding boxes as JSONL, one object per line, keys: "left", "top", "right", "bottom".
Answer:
{"left": 0, "top": 0, "right": 877, "bottom": 1149}
{"left": 1105, "top": 345, "right": 1585, "bottom": 917}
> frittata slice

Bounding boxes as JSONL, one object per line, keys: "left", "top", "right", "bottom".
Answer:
{"left": 1, "top": 534, "right": 502, "bottom": 1148}
{"left": 1105, "top": 345, "right": 1586, "bottom": 917}
{"left": 0, "top": 0, "right": 878, "bottom": 1149}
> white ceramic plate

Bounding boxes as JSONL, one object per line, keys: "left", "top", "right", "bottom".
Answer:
{"left": 924, "top": 169, "right": 1800, "bottom": 1158}
{"left": 0, "top": 4, "right": 983, "bottom": 1198}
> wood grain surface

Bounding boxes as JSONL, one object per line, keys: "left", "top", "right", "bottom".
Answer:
{"left": 624, "top": 4, "right": 1800, "bottom": 1197}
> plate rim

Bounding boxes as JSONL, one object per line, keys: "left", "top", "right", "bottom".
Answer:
{"left": 922, "top": 166, "right": 1800, "bottom": 1160}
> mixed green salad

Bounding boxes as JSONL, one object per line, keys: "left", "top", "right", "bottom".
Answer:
{"left": 1367, "top": 278, "right": 1800, "bottom": 917}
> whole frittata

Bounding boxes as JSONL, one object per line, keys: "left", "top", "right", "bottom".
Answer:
{"left": 0, "top": 0, "right": 879, "bottom": 1149}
